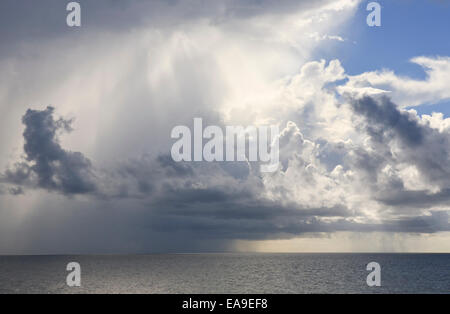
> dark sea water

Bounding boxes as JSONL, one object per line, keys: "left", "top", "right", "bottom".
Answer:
{"left": 0, "top": 253, "right": 448, "bottom": 294}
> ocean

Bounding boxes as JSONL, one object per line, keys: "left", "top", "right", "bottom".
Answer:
{"left": 0, "top": 253, "right": 448, "bottom": 294}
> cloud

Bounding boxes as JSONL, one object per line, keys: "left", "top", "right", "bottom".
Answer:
{"left": 350, "top": 96, "right": 424, "bottom": 146}
{"left": 1, "top": 106, "right": 97, "bottom": 195}
{"left": 309, "top": 32, "right": 345, "bottom": 42}
{"left": 348, "top": 95, "right": 450, "bottom": 198}
{"left": 339, "top": 56, "right": 450, "bottom": 107}
{"left": 8, "top": 186, "right": 24, "bottom": 195}
{"left": 3, "top": 63, "right": 450, "bottom": 252}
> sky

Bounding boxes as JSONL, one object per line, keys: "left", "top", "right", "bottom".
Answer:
{"left": 0, "top": 0, "right": 450, "bottom": 254}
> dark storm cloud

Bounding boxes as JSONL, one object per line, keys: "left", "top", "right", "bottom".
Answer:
{"left": 147, "top": 205, "right": 449, "bottom": 240}
{"left": 148, "top": 190, "right": 355, "bottom": 240}
{"left": 384, "top": 210, "right": 450, "bottom": 233}
{"left": 349, "top": 96, "right": 450, "bottom": 178}
{"left": 1, "top": 106, "right": 96, "bottom": 195}
{"left": 379, "top": 188, "right": 450, "bottom": 208}
{"left": 351, "top": 96, "right": 424, "bottom": 146}
{"left": 348, "top": 96, "right": 450, "bottom": 199}
{"left": 151, "top": 183, "right": 351, "bottom": 220}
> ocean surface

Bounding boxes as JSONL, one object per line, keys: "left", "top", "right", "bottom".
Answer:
{"left": 0, "top": 253, "right": 448, "bottom": 294}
